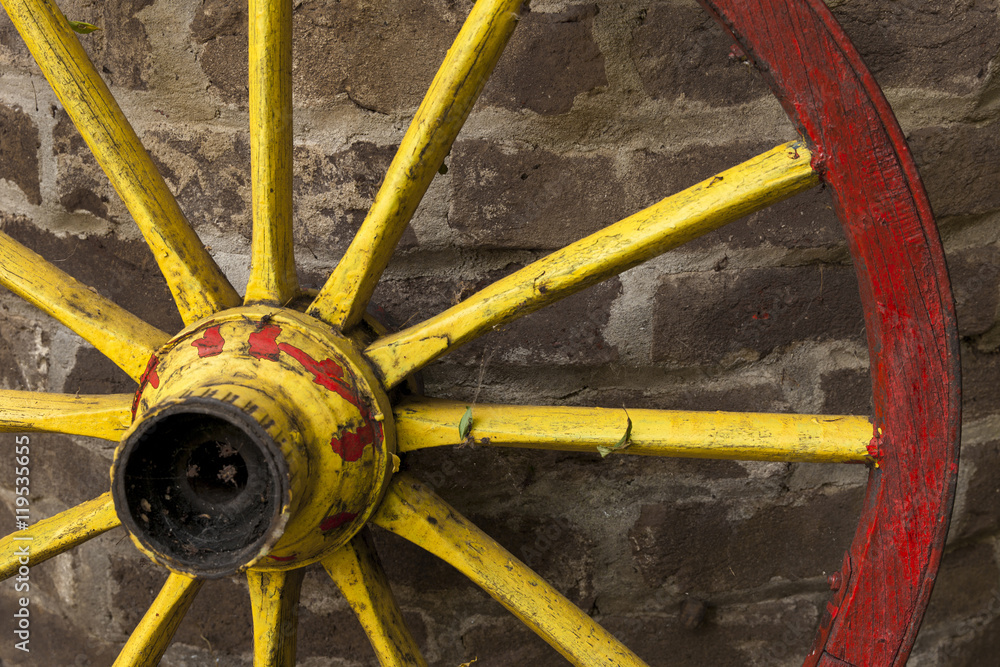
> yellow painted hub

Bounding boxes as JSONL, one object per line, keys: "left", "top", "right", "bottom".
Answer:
{"left": 111, "top": 307, "right": 396, "bottom": 578}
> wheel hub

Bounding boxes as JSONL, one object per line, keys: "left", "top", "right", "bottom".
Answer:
{"left": 111, "top": 307, "right": 396, "bottom": 578}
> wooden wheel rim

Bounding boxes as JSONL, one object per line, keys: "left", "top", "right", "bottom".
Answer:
{"left": 702, "top": 1, "right": 961, "bottom": 664}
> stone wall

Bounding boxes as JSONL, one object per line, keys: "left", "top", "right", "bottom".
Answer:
{"left": 0, "top": 0, "right": 998, "bottom": 665}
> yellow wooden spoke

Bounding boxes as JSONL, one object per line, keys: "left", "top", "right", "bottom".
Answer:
{"left": 308, "top": 0, "right": 524, "bottom": 330}
{"left": 248, "top": 568, "right": 304, "bottom": 667}
{"left": 372, "top": 475, "right": 648, "bottom": 667}
{"left": 0, "top": 230, "right": 168, "bottom": 381}
{"left": 0, "top": 492, "right": 119, "bottom": 580}
{"left": 245, "top": 0, "right": 298, "bottom": 305}
{"left": 394, "top": 397, "right": 873, "bottom": 463}
{"left": 366, "top": 141, "right": 817, "bottom": 388}
{"left": 323, "top": 530, "right": 427, "bottom": 667}
{"left": 113, "top": 572, "right": 203, "bottom": 667}
{"left": 0, "top": 390, "right": 132, "bottom": 441}
{"left": 1, "top": 0, "right": 240, "bottom": 324}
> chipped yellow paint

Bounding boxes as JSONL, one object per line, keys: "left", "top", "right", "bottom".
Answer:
{"left": 1, "top": 0, "right": 240, "bottom": 324}
{"left": 0, "top": 230, "right": 169, "bottom": 381}
{"left": 365, "top": 141, "right": 818, "bottom": 388}
{"left": 0, "top": 493, "right": 119, "bottom": 580}
{"left": 248, "top": 568, "right": 304, "bottom": 666}
{"left": 113, "top": 573, "right": 203, "bottom": 667}
{"left": 245, "top": 0, "right": 298, "bottom": 305}
{"left": 0, "top": 390, "right": 132, "bottom": 441}
{"left": 394, "top": 398, "right": 873, "bottom": 463}
{"left": 116, "top": 307, "right": 396, "bottom": 574}
{"left": 308, "top": 0, "right": 524, "bottom": 330}
{"left": 323, "top": 531, "right": 427, "bottom": 666}
{"left": 372, "top": 475, "right": 649, "bottom": 667}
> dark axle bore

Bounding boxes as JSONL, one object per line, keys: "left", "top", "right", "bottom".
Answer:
{"left": 112, "top": 398, "right": 290, "bottom": 578}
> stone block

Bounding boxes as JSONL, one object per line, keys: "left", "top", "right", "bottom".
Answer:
{"left": 457, "top": 616, "right": 565, "bottom": 664}
{"left": 480, "top": 3, "right": 607, "bottom": 115}
{"left": 449, "top": 139, "right": 634, "bottom": 250}
{"left": 294, "top": 140, "right": 418, "bottom": 261}
{"left": 0, "top": 590, "right": 119, "bottom": 664}
{"left": 25, "top": 0, "right": 158, "bottom": 90}
{"left": 0, "top": 10, "right": 34, "bottom": 72}
{"left": 112, "top": 554, "right": 254, "bottom": 654}
{"left": 949, "top": 613, "right": 1000, "bottom": 667}
{"left": 628, "top": 486, "right": 864, "bottom": 592}
{"left": 630, "top": 3, "right": 771, "bottom": 105}
{"left": 0, "top": 320, "right": 28, "bottom": 388}
{"left": 652, "top": 264, "right": 865, "bottom": 365}
{"left": 110, "top": 555, "right": 162, "bottom": 632}
{"left": 954, "top": 439, "right": 1000, "bottom": 541}
{"left": 197, "top": 0, "right": 473, "bottom": 112}
{"left": 25, "top": 433, "right": 110, "bottom": 508}
{"left": 0, "top": 0, "right": 155, "bottom": 87}
{"left": 64, "top": 346, "right": 134, "bottom": 396}
{"left": 923, "top": 541, "right": 999, "bottom": 626}
{"left": 961, "top": 345, "right": 1000, "bottom": 419}
{"left": 910, "top": 120, "right": 1000, "bottom": 219}
{"left": 632, "top": 141, "right": 845, "bottom": 252}
{"left": 0, "top": 103, "right": 40, "bottom": 205}
{"left": 831, "top": 0, "right": 1000, "bottom": 97}
{"left": 821, "top": 367, "right": 873, "bottom": 416}
{"left": 948, "top": 244, "right": 1000, "bottom": 339}
{"left": 190, "top": 0, "right": 247, "bottom": 104}
{"left": 143, "top": 128, "right": 252, "bottom": 238}
{"left": 52, "top": 110, "right": 132, "bottom": 225}
{"left": 459, "top": 139, "right": 845, "bottom": 256}
{"left": 90, "top": 0, "right": 156, "bottom": 91}
{"left": 601, "top": 597, "right": 821, "bottom": 666}
{"left": 596, "top": 378, "right": 791, "bottom": 414}
{"left": 297, "top": 600, "right": 412, "bottom": 661}
{"left": 174, "top": 577, "right": 253, "bottom": 654}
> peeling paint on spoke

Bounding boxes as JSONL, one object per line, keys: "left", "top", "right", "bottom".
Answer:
{"left": 113, "top": 573, "right": 203, "bottom": 667}
{"left": 0, "top": 390, "right": 132, "bottom": 441}
{"left": 372, "top": 475, "right": 648, "bottom": 667}
{"left": 308, "top": 0, "right": 525, "bottom": 331}
{"left": 393, "top": 397, "right": 873, "bottom": 463}
{"left": 248, "top": 569, "right": 304, "bottom": 666}
{"left": 323, "top": 530, "right": 427, "bottom": 666}
{"left": 0, "top": 493, "right": 119, "bottom": 580}
{"left": 0, "top": 229, "right": 169, "bottom": 382}
{"left": 246, "top": 0, "right": 297, "bottom": 305}
{"left": 364, "top": 142, "right": 818, "bottom": 388}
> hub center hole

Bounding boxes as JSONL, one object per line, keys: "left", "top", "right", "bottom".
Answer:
{"left": 113, "top": 404, "right": 284, "bottom": 576}
{"left": 185, "top": 438, "right": 250, "bottom": 505}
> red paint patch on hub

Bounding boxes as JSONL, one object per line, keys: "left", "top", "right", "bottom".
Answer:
{"left": 330, "top": 422, "right": 374, "bottom": 462}
{"left": 320, "top": 512, "right": 358, "bottom": 533}
{"left": 267, "top": 553, "right": 297, "bottom": 562}
{"left": 278, "top": 343, "right": 355, "bottom": 402}
{"left": 141, "top": 354, "right": 160, "bottom": 389}
{"left": 131, "top": 354, "right": 160, "bottom": 420}
{"left": 191, "top": 326, "right": 226, "bottom": 357}
{"left": 247, "top": 324, "right": 282, "bottom": 361}
{"left": 244, "top": 326, "right": 359, "bottom": 404}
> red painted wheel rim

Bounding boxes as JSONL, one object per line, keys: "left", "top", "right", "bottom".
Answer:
{"left": 697, "top": 1, "right": 961, "bottom": 665}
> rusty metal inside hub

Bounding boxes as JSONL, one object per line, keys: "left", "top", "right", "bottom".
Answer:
{"left": 113, "top": 399, "right": 289, "bottom": 578}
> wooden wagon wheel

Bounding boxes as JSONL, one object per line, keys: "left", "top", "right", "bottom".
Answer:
{"left": 0, "top": 0, "right": 959, "bottom": 665}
